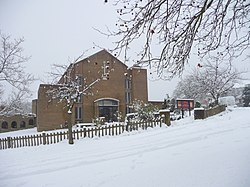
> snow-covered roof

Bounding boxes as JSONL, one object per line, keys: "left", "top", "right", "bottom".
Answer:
{"left": 176, "top": 98, "right": 194, "bottom": 101}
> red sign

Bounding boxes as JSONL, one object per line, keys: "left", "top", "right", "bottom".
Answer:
{"left": 177, "top": 99, "right": 194, "bottom": 109}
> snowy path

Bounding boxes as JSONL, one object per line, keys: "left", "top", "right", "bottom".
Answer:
{"left": 0, "top": 107, "right": 250, "bottom": 187}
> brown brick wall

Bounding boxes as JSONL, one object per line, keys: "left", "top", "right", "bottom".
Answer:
{"left": 35, "top": 50, "right": 148, "bottom": 131}
{"left": 131, "top": 68, "right": 148, "bottom": 102}
{"left": 37, "top": 85, "right": 67, "bottom": 132}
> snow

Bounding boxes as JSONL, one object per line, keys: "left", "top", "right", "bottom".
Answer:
{"left": 159, "top": 109, "right": 170, "bottom": 112}
{"left": 1, "top": 107, "right": 250, "bottom": 187}
{"left": 194, "top": 107, "right": 205, "bottom": 110}
{"left": 0, "top": 127, "right": 38, "bottom": 138}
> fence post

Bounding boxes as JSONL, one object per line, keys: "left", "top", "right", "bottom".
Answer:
{"left": 126, "top": 122, "right": 129, "bottom": 131}
{"left": 7, "top": 137, "right": 12, "bottom": 148}
{"left": 42, "top": 133, "right": 46, "bottom": 145}
{"left": 83, "top": 128, "right": 86, "bottom": 138}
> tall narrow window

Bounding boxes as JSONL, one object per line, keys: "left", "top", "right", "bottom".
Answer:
{"left": 75, "top": 106, "right": 82, "bottom": 120}
{"left": 125, "top": 79, "right": 132, "bottom": 90}
{"left": 76, "top": 75, "right": 83, "bottom": 86}
{"left": 125, "top": 92, "right": 131, "bottom": 104}
{"left": 76, "top": 95, "right": 82, "bottom": 103}
{"left": 125, "top": 78, "right": 132, "bottom": 107}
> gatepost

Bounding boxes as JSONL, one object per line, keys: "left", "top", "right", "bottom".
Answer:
{"left": 159, "top": 109, "right": 171, "bottom": 126}
{"left": 194, "top": 108, "right": 205, "bottom": 119}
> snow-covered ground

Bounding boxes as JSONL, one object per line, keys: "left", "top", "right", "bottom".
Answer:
{"left": 1, "top": 107, "right": 250, "bottom": 187}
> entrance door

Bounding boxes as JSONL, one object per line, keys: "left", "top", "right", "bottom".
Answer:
{"left": 95, "top": 99, "right": 119, "bottom": 122}
{"left": 99, "top": 106, "right": 118, "bottom": 122}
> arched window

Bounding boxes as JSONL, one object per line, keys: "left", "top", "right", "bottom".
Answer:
{"left": 2, "top": 121, "right": 8, "bottom": 129}
{"left": 11, "top": 121, "right": 17, "bottom": 128}
{"left": 20, "top": 121, "right": 26, "bottom": 128}
{"left": 29, "top": 119, "right": 34, "bottom": 126}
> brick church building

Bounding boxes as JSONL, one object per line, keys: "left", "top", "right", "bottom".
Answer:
{"left": 33, "top": 49, "right": 148, "bottom": 131}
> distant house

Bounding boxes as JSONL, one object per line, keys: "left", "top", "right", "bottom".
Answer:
{"left": 224, "top": 82, "right": 250, "bottom": 106}
{"left": 33, "top": 50, "right": 148, "bottom": 131}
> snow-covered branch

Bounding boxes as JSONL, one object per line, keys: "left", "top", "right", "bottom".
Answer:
{"left": 105, "top": 0, "right": 250, "bottom": 78}
{"left": 0, "top": 32, "right": 34, "bottom": 91}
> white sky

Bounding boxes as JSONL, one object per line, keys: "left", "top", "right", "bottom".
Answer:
{"left": 0, "top": 0, "right": 249, "bottom": 101}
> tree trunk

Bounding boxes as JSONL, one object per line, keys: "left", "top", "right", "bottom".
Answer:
{"left": 214, "top": 99, "right": 219, "bottom": 106}
{"left": 68, "top": 113, "right": 74, "bottom": 145}
{"left": 215, "top": 94, "right": 220, "bottom": 106}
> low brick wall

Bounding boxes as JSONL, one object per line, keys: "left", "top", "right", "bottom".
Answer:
{"left": 194, "top": 105, "right": 226, "bottom": 120}
{"left": 0, "top": 114, "right": 36, "bottom": 133}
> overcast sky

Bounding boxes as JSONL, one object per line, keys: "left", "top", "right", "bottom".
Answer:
{"left": 1, "top": 0, "right": 250, "bottom": 101}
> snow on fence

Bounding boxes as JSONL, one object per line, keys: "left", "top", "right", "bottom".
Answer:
{"left": 0, "top": 119, "right": 162, "bottom": 150}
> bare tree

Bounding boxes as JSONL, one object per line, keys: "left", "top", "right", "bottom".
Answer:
{"left": 173, "top": 60, "right": 243, "bottom": 106}
{"left": 173, "top": 74, "right": 205, "bottom": 101}
{"left": 0, "top": 32, "right": 34, "bottom": 115}
{"left": 0, "top": 90, "right": 32, "bottom": 115}
{"left": 0, "top": 32, "right": 34, "bottom": 91}
{"left": 198, "top": 60, "right": 243, "bottom": 105}
{"left": 104, "top": 0, "right": 250, "bottom": 78}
